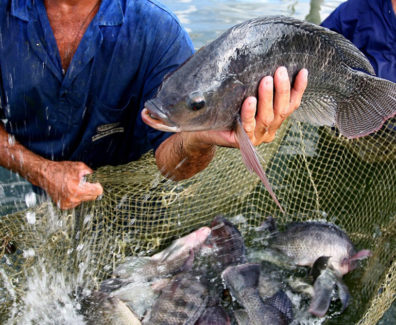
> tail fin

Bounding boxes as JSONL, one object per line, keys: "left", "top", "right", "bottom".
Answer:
{"left": 222, "top": 263, "right": 260, "bottom": 300}
{"left": 337, "top": 74, "right": 396, "bottom": 138}
{"left": 309, "top": 269, "right": 336, "bottom": 317}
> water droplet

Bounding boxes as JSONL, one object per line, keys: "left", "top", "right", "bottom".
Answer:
{"left": 26, "top": 211, "right": 36, "bottom": 224}
{"left": 23, "top": 248, "right": 35, "bottom": 258}
{"left": 25, "top": 192, "right": 37, "bottom": 207}
{"left": 8, "top": 134, "right": 15, "bottom": 145}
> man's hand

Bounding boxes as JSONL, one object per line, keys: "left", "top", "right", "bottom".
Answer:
{"left": 155, "top": 67, "right": 308, "bottom": 180}
{"left": 40, "top": 160, "right": 103, "bottom": 210}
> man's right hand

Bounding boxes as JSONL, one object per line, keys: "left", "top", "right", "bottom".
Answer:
{"left": 39, "top": 160, "right": 103, "bottom": 209}
{"left": 0, "top": 124, "right": 103, "bottom": 210}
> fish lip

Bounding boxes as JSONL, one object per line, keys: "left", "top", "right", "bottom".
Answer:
{"left": 142, "top": 99, "right": 181, "bottom": 132}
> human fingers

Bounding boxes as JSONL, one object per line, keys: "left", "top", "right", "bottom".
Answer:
{"left": 290, "top": 68, "right": 308, "bottom": 109}
{"left": 254, "top": 76, "right": 275, "bottom": 143}
{"left": 240, "top": 96, "right": 257, "bottom": 142}
{"left": 268, "top": 66, "right": 292, "bottom": 135}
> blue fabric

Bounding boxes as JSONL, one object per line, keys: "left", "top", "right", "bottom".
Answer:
{"left": 321, "top": 0, "right": 396, "bottom": 82}
{"left": 0, "top": 0, "right": 194, "bottom": 168}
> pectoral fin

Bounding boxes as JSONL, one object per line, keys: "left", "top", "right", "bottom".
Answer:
{"left": 235, "top": 120, "right": 284, "bottom": 213}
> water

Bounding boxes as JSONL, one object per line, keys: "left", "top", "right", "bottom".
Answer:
{"left": 1, "top": 0, "right": 395, "bottom": 323}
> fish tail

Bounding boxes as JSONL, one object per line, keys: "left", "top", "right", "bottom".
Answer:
{"left": 309, "top": 270, "right": 335, "bottom": 317}
{"left": 336, "top": 279, "right": 350, "bottom": 313}
{"left": 235, "top": 121, "right": 285, "bottom": 213}
{"left": 337, "top": 74, "right": 396, "bottom": 138}
{"left": 222, "top": 263, "right": 260, "bottom": 298}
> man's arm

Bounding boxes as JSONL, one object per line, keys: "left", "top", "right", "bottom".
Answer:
{"left": 155, "top": 67, "right": 308, "bottom": 181}
{"left": 0, "top": 125, "right": 103, "bottom": 209}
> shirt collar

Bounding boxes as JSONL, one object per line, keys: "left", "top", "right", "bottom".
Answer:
{"left": 11, "top": 0, "right": 32, "bottom": 22}
{"left": 11, "top": 0, "right": 124, "bottom": 26}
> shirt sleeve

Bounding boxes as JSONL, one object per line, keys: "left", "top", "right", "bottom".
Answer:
{"left": 136, "top": 15, "right": 195, "bottom": 153}
{"left": 321, "top": 0, "right": 360, "bottom": 39}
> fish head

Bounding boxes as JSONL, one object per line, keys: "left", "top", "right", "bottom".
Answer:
{"left": 142, "top": 52, "right": 247, "bottom": 133}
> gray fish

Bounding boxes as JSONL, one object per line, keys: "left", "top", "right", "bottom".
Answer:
{"left": 270, "top": 221, "right": 370, "bottom": 276}
{"left": 113, "top": 226, "right": 211, "bottom": 281}
{"left": 142, "top": 272, "right": 208, "bottom": 325}
{"left": 222, "top": 263, "right": 292, "bottom": 325}
{"left": 142, "top": 16, "right": 396, "bottom": 212}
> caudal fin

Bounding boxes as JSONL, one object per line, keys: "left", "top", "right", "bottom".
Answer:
{"left": 222, "top": 263, "right": 260, "bottom": 301}
{"left": 235, "top": 121, "right": 284, "bottom": 212}
{"left": 337, "top": 74, "right": 396, "bottom": 138}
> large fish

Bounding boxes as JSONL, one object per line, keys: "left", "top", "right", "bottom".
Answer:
{"left": 270, "top": 221, "right": 370, "bottom": 276}
{"left": 142, "top": 16, "right": 396, "bottom": 211}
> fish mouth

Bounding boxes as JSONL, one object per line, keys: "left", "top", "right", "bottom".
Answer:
{"left": 142, "top": 99, "right": 181, "bottom": 132}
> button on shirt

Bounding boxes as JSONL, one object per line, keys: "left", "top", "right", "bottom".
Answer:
{"left": 0, "top": 0, "right": 195, "bottom": 168}
{"left": 321, "top": 0, "right": 396, "bottom": 82}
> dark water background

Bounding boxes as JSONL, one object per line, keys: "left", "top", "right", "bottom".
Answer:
{"left": 0, "top": 0, "right": 394, "bottom": 323}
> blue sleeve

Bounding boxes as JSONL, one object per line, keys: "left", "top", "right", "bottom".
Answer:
{"left": 134, "top": 6, "right": 195, "bottom": 153}
{"left": 321, "top": 0, "right": 361, "bottom": 38}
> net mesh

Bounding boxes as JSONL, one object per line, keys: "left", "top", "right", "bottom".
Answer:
{"left": 0, "top": 119, "right": 395, "bottom": 324}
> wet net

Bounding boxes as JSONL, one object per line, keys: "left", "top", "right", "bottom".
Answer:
{"left": 0, "top": 118, "right": 395, "bottom": 324}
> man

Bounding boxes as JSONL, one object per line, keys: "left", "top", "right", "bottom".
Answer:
{"left": 0, "top": 0, "right": 307, "bottom": 209}
{"left": 321, "top": 0, "right": 396, "bottom": 82}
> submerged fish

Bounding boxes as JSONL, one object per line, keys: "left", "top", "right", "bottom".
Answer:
{"left": 142, "top": 16, "right": 396, "bottom": 211}
{"left": 270, "top": 221, "right": 370, "bottom": 276}
{"left": 222, "top": 263, "right": 293, "bottom": 325}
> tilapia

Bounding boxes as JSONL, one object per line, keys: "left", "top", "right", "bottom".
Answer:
{"left": 222, "top": 263, "right": 293, "bottom": 325}
{"left": 270, "top": 221, "right": 370, "bottom": 276}
{"left": 142, "top": 16, "right": 396, "bottom": 212}
{"left": 113, "top": 226, "right": 211, "bottom": 281}
{"left": 142, "top": 272, "right": 208, "bottom": 325}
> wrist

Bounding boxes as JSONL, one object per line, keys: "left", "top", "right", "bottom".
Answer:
{"left": 181, "top": 131, "right": 216, "bottom": 155}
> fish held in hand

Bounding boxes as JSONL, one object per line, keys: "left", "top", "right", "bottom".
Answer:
{"left": 143, "top": 16, "right": 396, "bottom": 212}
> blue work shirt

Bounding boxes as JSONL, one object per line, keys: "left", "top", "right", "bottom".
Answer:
{"left": 0, "top": 0, "right": 194, "bottom": 168}
{"left": 321, "top": 0, "right": 396, "bottom": 82}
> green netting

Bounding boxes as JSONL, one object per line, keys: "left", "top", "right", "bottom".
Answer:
{"left": 0, "top": 119, "right": 395, "bottom": 324}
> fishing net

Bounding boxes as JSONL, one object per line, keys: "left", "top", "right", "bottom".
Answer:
{"left": 0, "top": 118, "right": 395, "bottom": 324}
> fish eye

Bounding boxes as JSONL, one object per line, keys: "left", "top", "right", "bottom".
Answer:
{"left": 188, "top": 92, "right": 206, "bottom": 111}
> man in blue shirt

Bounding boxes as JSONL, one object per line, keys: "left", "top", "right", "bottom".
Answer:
{"left": 0, "top": 0, "right": 307, "bottom": 209}
{"left": 321, "top": 0, "right": 396, "bottom": 82}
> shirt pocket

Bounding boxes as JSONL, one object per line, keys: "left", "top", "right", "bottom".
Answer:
{"left": 74, "top": 99, "right": 136, "bottom": 167}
